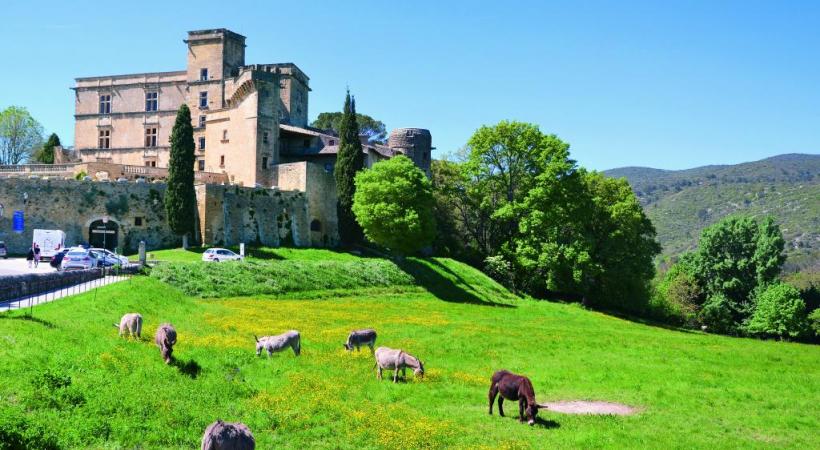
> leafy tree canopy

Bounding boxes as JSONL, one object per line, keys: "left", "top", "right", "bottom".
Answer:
{"left": 311, "top": 111, "right": 387, "bottom": 143}
{"left": 353, "top": 155, "right": 436, "bottom": 255}
{"left": 745, "top": 283, "right": 809, "bottom": 339}
{"left": 0, "top": 106, "right": 44, "bottom": 164}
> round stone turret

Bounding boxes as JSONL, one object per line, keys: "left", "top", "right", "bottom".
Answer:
{"left": 387, "top": 128, "right": 432, "bottom": 176}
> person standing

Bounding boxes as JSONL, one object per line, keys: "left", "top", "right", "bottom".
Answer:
{"left": 26, "top": 247, "right": 34, "bottom": 268}
{"left": 33, "top": 243, "right": 41, "bottom": 268}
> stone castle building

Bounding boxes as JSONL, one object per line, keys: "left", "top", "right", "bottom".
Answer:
{"left": 73, "top": 28, "right": 433, "bottom": 189}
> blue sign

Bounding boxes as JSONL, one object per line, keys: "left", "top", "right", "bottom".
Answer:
{"left": 12, "top": 210, "right": 24, "bottom": 234}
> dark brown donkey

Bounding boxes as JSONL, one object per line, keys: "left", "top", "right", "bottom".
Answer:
{"left": 488, "top": 370, "right": 547, "bottom": 425}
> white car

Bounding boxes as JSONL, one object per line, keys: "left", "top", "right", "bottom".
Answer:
{"left": 90, "top": 248, "right": 129, "bottom": 266}
{"left": 61, "top": 248, "right": 100, "bottom": 270}
{"left": 202, "top": 248, "right": 243, "bottom": 262}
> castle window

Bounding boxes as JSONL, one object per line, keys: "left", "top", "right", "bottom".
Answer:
{"left": 329, "top": 139, "right": 335, "bottom": 146}
{"left": 200, "top": 68, "right": 208, "bottom": 81}
{"left": 144, "top": 160, "right": 156, "bottom": 167}
{"left": 199, "top": 91, "right": 208, "bottom": 109}
{"left": 199, "top": 137, "right": 206, "bottom": 150}
{"left": 134, "top": 217, "right": 143, "bottom": 226}
{"left": 222, "top": 129, "right": 228, "bottom": 141}
{"left": 263, "top": 131, "right": 269, "bottom": 144}
{"left": 197, "top": 160, "right": 205, "bottom": 171}
{"left": 220, "top": 155, "right": 225, "bottom": 167}
{"left": 98, "top": 129, "right": 110, "bottom": 149}
{"left": 310, "top": 219, "right": 321, "bottom": 232}
{"left": 262, "top": 156, "right": 268, "bottom": 169}
{"left": 144, "top": 128, "right": 157, "bottom": 147}
{"left": 99, "top": 94, "right": 111, "bottom": 114}
{"left": 198, "top": 115, "right": 206, "bottom": 128}
{"left": 406, "top": 130, "right": 413, "bottom": 137}
{"left": 145, "top": 91, "right": 158, "bottom": 111}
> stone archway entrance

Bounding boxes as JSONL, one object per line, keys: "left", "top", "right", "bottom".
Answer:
{"left": 89, "top": 219, "right": 119, "bottom": 251}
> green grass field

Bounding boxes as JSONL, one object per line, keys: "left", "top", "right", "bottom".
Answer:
{"left": 1, "top": 251, "right": 818, "bottom": 449}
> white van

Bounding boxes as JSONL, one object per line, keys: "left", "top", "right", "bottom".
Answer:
{"left": 32, "top": 229, "right": 66, "bottom": 260}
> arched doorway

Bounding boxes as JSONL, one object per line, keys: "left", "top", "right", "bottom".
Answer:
{"left": 89, "top": 219, "right": 119, "bottom": 251}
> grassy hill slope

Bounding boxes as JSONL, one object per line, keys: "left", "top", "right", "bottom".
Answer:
{"left": 605, "top": 154, "right": 820, "bottom": 271}
{"left": 1, "top": 251, "right": 818, "bottom": 449}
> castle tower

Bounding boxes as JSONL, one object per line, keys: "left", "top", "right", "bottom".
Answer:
{"left": 387, "top": 128, "right": 432, "bottom": 176}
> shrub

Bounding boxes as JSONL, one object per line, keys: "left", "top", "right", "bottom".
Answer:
{"left": 656, "top": 264, "right": 703, "bottom": 326}
{"left": 808, "top": 309, "right": 820, "bottom": 337}
{"left": 746, "top": 283, "right": 809, "bottom": 340}
{"left": 483, "top": 255, "right": 515, "bottom": 290}
{"left": 0, "top": 406, "right": 59, "bottom": 450}
{"left": 699, "top": 294, "right": 736, "bottom": 334}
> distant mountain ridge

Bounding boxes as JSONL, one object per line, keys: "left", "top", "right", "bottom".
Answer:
{"left": 604, "top": 153, "right": 820, "bottom": 272}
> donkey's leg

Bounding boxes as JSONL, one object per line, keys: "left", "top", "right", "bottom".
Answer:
{"left": 498, "top": 396, "right": 505, "bottom": 417}
{"left": 488, "top": 384, "right": 499, "bottom": 415}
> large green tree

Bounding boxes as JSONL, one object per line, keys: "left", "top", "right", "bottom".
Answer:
{"left": 33, "top": 133, "right": 61, "bottom": 164}
{"left": 352, "top": 156, "right": 436, "bottom": 255}
{"left": 334, "top": 91, "right": 366, "bottom": 246}
{"left": 0, "top": 106, "right": 44, "bottom": 164}
{"left": 164, "top": 104, "right": 196, "bottom": 248}
{"left": 311, "top": 111, "right": 387, "bottom": 143}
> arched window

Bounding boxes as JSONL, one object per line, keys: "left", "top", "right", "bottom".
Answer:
{"left": 310, "top": 219, "right": 321, "bottom": 232}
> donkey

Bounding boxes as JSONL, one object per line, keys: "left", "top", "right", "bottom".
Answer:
{"left": 155, "top": 323, "right": 177, "bottom": 364}
{"left": 201, "top": 420, "right": 255, "bottom": 450}
{"left": 343, "top": 328, "right": 377, "bottom": 353}
{"left": 113, "top": 313, "right": 142, "bottom": 338}
{"left": 254, "top": 330, "right": 301, "bottom": 357}
{"left": 488, "top": 370, "right": 549, "bottom": 425}
{"left": 374, "top": 346, "right": 425, "bottom": 383}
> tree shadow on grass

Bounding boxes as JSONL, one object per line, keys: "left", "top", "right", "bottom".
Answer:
{"left": 172, "top": 358, "right": 202, "bottom": 379}
{"left": 397, "top": 258, "right": 514, "bottom": 308}
{"left": 0, "top": 313, "right": 56, "bottom": 329}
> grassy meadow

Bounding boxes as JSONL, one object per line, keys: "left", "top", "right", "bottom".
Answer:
{"left": 1, "top": 250, "right": 818, "bottom": 449}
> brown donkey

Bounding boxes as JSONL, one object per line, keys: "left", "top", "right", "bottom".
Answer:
{"left": 488, "top": 370, "right": 548, "bottom": 425}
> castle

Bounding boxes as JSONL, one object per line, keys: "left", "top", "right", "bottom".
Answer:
{"left": 72, "top": 28, "right": 432, "bottom": 188}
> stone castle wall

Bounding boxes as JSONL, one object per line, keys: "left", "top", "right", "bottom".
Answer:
{"left": 0, "top": 178, "right": 178, "bottom": 254}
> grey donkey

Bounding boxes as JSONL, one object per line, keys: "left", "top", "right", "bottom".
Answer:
{"left": 374, "top": 346, "right": 425, "bottom": 382}
{"left": 201, "top": 420, "right": 255, "bottom": 450}
{"left": 343, "top": 328, "right": 377, "bottom": 353}
{"left": 155, "top": 323, "right": 177, "bottom": 364}
{"left": 113, "top": 313, "right": 142, "bottom": 338}
{"left": 254, "top": 330, "right": 301, "bottom": 357}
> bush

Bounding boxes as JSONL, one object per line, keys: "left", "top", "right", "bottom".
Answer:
{"left": 699, "top": 294, "right": 736, "bottom": 334}
{"left": 656, "top": 265, "right": 703, "bottom": 326}
{"left": 809, "top": 309, "right": 820, "bottom": 337}
{"left": 0, "top": 406, "right": 59, "bottom": 450}
{"left": 483, "top": 255, "right": 515, "bottom": 290}
{"left": 746, "top": 283, "right": 810, "bottom": 340}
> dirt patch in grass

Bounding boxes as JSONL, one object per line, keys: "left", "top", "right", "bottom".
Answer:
{"left": 541, "top": 400, "right": 639, "bottom": 415}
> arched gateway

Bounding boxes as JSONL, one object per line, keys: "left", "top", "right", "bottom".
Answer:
{"left": 88, "top": 219, "right": 119, "bottom": 251}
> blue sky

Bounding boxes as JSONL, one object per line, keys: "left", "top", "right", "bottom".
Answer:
{"left": 1, "top": 0, "right": 818, "bottom": 170}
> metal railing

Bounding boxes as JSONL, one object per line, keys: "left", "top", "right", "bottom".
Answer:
{"left": 0, "top": 164, "right": 78, "bottom": 174}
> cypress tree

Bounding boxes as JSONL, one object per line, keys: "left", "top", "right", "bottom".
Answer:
{"left": 334, "top": 90, "right": 365, "bottom": 245}
{"left": 38, "top": 133, "right": 61, "bottom": 164}
{"left": 165, "top": 104, "right": 196, "bottom": 248}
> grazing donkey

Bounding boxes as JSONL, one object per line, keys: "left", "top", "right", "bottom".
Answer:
{"left": 343, "top": 328, "right": 377, "bottom": 353}
{"left": 488, "top": 370, "right": 548, "bottom": 426}
{"left": 201, "top": 420, "right": 255, "bottom": 450}
{"left": 113, "top": 313, "right": 142, "bottom": 338}
{"left": 254, "top": 330, "right": 301, "bottom": 357}
{"left": 155, "top": 323, "right": 177, "bottom": 364}
{"left": 374, "top": 346, "right": 425, "bottom": 383}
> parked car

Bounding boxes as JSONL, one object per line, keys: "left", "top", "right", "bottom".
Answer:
{"left": 61, "top": 248, "right": 100, "bottom": 271}
{"left": 90, "top": 248, "right": 129, "bottom": 266}
{"left": 201, "top": 248, "right": 243, "bottom": 262}
{"left": 0, "top": 241, "right": 7, "bottom": 259}
{"left": 50, "top": 248, "right": 70, "bottom": 270}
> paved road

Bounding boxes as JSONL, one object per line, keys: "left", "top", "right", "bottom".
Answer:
{"left": 0, "top": 257, "right": 57, "bottom": 276}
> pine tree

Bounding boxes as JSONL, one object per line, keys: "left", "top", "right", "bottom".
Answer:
{"left": 334, "top": 90, "right": 365, "bottom": 245}
{"left": 165, "top": 104, "right": 196, "bottom": 248}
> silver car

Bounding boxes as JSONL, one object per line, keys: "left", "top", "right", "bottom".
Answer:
{"left": 61, "top": 248, "right": 100, "bottom": 271}
{"left": 90, "top": 248, "right": 129, "bottom": 266}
